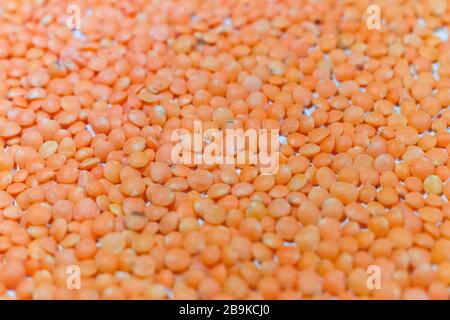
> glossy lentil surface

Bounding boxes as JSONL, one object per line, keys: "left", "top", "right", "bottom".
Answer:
{"left": 0, "top": 0, "right": 449, "bottom": 300}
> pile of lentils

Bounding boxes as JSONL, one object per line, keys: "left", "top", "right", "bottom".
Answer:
{"left": 0, "top": 0, "right": 449, "bottom": 300}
